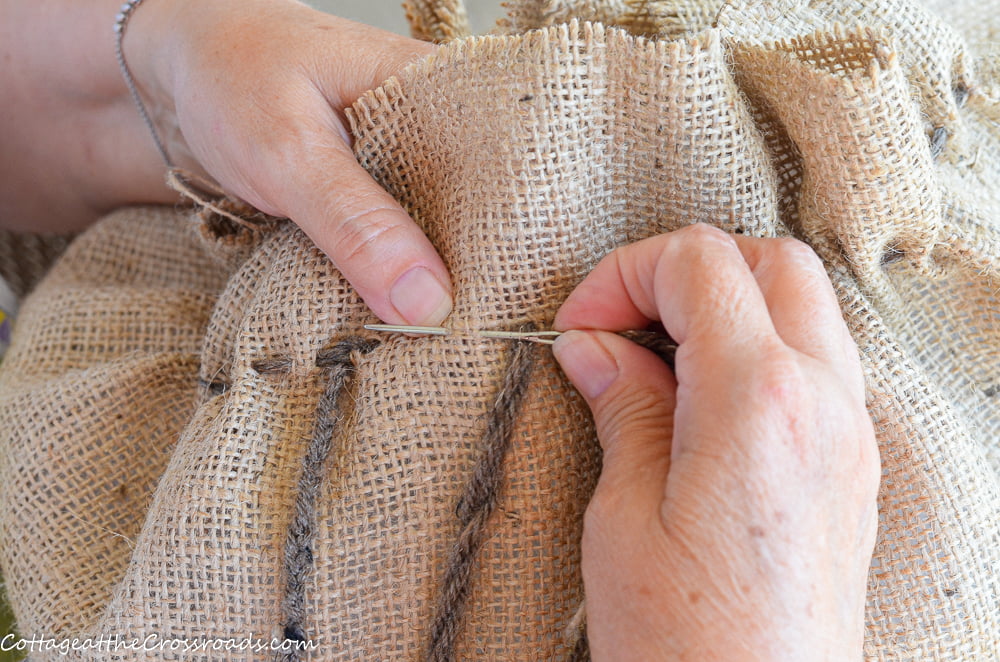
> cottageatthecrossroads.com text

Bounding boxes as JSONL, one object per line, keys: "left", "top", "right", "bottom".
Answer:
{"left": 2, "top": 633, "right": 319, "bottom": 655}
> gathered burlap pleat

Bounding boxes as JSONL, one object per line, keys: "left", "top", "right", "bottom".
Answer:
{"left": 1, "top": 0, "right": 998, "bottom": 659}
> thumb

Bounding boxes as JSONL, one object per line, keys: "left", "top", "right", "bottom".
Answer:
{"left": 552, "top": 330, "right": 678, "bottom": 509}
{"left": 284, "top": 142, "right": 454, "bottom": 326}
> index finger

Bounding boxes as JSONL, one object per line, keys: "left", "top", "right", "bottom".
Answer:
{"left": 554, "top": 224, "right": 779, "bottom": 360}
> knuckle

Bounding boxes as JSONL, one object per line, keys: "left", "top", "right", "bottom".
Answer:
{"left": 773, "top": 236, "right": 824, "bottom": 270}
{"left": 677, "top": 222, "right": 735, "bottom": 246}
{"left": 327, "top": 202, "right": 409, "bottom": 266}
{"left": 596, "top": 385, "right": 674, "bottom": 443}
{"left": 251, "top": 103, "right": 316, "bottom": 161}
{"left": 855, "top": 417, "right": 882, "bottom": 495}
{"left": 583, "top": 482, "right": 630, "bottom": 539}
{"left": 748, "top": 345, "right": 810, "bottom": 408}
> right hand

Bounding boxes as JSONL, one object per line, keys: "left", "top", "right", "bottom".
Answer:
{"left": 552, "top": 225, "right": 880, "bottom": 661}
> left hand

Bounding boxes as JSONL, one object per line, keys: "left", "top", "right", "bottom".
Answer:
{"left": 127, "top": 0, "right": 452, "bottom": 326}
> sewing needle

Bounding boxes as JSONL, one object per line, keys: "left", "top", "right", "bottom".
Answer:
{"left": 363, "top": 324, "right": 677, "bottom": 364}
{"left": 363, "top": 324, "right": 562, "bottom": 344}
{"left": 363, "top": 323, "right": 449, "bottom": 336}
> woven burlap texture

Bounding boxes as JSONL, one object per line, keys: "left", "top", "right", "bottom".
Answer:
{"left": 1, "top": 0, "right": 998, "bottom": 659}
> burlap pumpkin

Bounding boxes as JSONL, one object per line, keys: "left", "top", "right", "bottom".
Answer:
{"left": 1, "top": 0, "right": 998, "bottom": 659}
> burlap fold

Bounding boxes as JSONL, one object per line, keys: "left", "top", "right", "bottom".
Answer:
{"left": 1, "top": 0, "right": 998, "bottom": 659}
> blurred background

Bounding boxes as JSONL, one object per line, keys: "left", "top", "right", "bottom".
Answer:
{"left": 325, "top": 0, "right": 505, "bottom": 34}
{"left": 0, "top": 1, "right": 504, "bottom": 660}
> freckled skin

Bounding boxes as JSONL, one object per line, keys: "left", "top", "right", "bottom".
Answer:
{"left": 554, "top": 227, "right": 879, "bottom": 662}
{"left": 1, "top": 0, "right": 450, "bottom": 326}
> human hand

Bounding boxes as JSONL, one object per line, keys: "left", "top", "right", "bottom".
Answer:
{"left": 552, "top": 225, "right": 880, "bottom": 661}
{"left": 128, "top": 0, "right": 451, "bottom": 325}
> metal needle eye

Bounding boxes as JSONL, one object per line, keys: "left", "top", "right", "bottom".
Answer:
{"left": 363, "top": 324, "right": 450, "bottom": 336}
{"left": 478, "top": 330, "right": 562, "bottom": 344}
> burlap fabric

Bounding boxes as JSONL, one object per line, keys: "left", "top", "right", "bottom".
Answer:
{"left": 1, "top": 0, "right": 998, "bottom": 659}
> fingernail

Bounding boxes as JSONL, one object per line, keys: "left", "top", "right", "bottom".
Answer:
{"left": 389, "top": 267, "right": 453, "bottom": 326}
{"left": 552, "top": 331, "right": 619, "bottom": 400}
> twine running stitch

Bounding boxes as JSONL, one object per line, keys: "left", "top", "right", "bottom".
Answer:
{"left": 426, "top": 333, "right": 539, "bottom": 662}
{"left": 271, "top": 336, "right": 379, "bottom": 661}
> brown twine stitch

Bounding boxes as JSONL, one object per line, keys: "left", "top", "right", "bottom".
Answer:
{"left": 253, "top": 337, "right": 385, "bottom": 375}
{"left": 618, "top": 329, "right": 677, "bottom": 369}
{"left": 567, "top": 630, "right": 590, "bottom": 662}
{"left": 276, "top": 336, "right": 379, "bottom": 661}
{"left": 426, "top": 332, "right": 538, "bottom": 662}
{"left": 251, "top": 357, "right": 294, "bottom": 375}
{"left": 314, "top": 340, "right": 380, "bottom": 368}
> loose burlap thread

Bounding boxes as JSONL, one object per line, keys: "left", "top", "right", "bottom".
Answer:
{"left": 1, "top": 0, "right": 998, "bottom": 659}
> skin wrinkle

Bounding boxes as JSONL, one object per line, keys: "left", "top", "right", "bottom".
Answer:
{"left": 328, "top": 207, "right": 415, "bottom": 267}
